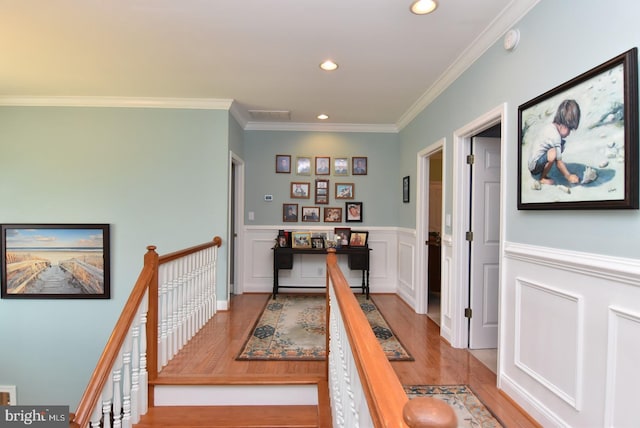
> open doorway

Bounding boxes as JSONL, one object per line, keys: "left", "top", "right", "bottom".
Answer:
{"left": 228, "top": 152, "right": 245, "bottom": 306}
{"left": 426, "top": 152, "right": 443, "bottom": 326}
{"left": 450, "top": 105, "right": 506, "bottom": 376}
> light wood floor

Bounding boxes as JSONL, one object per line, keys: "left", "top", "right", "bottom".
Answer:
{"left": 157, "top": 293, "right": 540, "bottom": 427}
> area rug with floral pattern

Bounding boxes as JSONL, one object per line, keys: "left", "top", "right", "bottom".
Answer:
{"left": 404, "top": 385, "right": 504, "bottom": 427}
{"left": 237, "top": 294, "right": 413, "bottom": 361}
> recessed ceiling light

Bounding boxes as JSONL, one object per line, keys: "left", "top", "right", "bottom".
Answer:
{"left": 410, "top": 0, "right": 437, "bottom": 15}
{"left": 317, "top": 114, "right": 329, "bottom": 120}
{"left": 319, "top": 60, "right": 338, "bottom": 71}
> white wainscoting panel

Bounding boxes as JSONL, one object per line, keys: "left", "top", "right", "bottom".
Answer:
{"left": 501, "top": 241, "right": 640, "bottom": 427}
{"left": 514, "top": 279, "right": 583, "bottom": 409}
{"left": 604, "top": 306, "right": 640, "bottom": 428}
{"left": 396, "top": 228, "right": 417, "bottom": 308}
{"left": 439, "top": 235, "right": 453, "bottom": 342}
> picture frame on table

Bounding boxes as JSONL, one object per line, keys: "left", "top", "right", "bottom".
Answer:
{"left": 291, "top": 231, "right": 312, "bottom": 249}
{"left": 1, "top": 223, "right": 111, "bottom": 299}
{"left": 335, "top": 183, "right": 354, "bottom": 199}
{"left": 291, "top": 182, "right": 310, "bottom": 199}
{"left": 348, "top": 231, "right": 369, "bottom": 247}
{"left": 352, "top": 156, "right": 368, "bottom": 175}
{"left": 345, "top": 202, "right": 363, "bottom": 222}
{"left": 311, "top": 237, "right": 325, "bottom": 249}
{"left": 518, "top": 48, "right": 638, "bottom": 210}
{"left": 275, "top": 154, "right": 291, "bottom": 173}
{"left": 283, "top": 203, "right": 299, "bottom": 222}
{"left": 334, "top": 227, "right": 351, "bottom": 247}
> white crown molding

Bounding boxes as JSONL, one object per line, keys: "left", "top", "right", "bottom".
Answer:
{"left": 0, "top": 96, "right": 233, "bottom": 110}
{"left": 243, "top": 121, "right": 398, "bottom": 134}
{"left": 396, "top": 0, "right": 540, "bottom": 130}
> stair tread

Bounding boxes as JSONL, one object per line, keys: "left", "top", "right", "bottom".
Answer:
{"left": 135, "top": 405, "right": 318, "bottom": 428}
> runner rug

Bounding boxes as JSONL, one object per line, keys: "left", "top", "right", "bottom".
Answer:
{"left": 404, "top": 385, "right": 503, "bottom": 427}
{"left": 237, "top": 294, "right": 413, "bottom": 361}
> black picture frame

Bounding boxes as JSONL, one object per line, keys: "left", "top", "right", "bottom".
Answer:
{"left": 1, "top": 224, "right": 111, "bottom": 299}
{"left": 283, "top": 203, "right": 299, "bottom": 222}
{"left": 403, "top": 176, "right": 410, "bottom": 203}
{"left": 345, "top": 202, "right": 363, "bottom": 222}
{"left": 352, "top": 157, "right": 368, "bottom": 175}
{"left": 348, "top": 231, "right": 369, "bottom": 247}
{"left": 518, "top": 48, "right": 638, "bottom": 210}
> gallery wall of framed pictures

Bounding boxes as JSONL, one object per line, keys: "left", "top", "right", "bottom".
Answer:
{"left": 276, "top": 155, "right": 367, "bottom": 224}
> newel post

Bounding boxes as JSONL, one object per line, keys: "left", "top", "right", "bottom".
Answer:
{"left": 402, "top": 397, "right": 458, "bottom": 428}
{"left": 144, "top": 246, "right": 159, "bottom": 400}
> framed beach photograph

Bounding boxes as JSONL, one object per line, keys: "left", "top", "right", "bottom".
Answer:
{"left": 315, "top": 156, "right": 330, "bottom": 175}
{"left": 333, "top": 157, "right": 349, "bottom": 175}
{"left": 334, "top": 227, "right": 351, "bottom": 247}
{"left": 275, "top": 154, "right": 291, "bottom": 173}
{"left": 352, "top": 156, "right": 368, "bottom": 175}
{"left": 345, "top": 202, "right": 363, "bottom": 222}
{"left": 283, "top": 203, "right": 299, "bottom": 222}
{"left": 302, "top": 206, "right": 320, "bottom": 222}
{"left": 349, "top": 231, "right": 369, "bottom": 247}
{"left": 335, "top": 182, "right": 354, "bottom": 199}
{"left": 403, "top": 176, "right": 410, "bottom": 203}
{"left": 290, "top": 182, "right": 310, "bottom": 199}
{"left": 291, "top": 231, "right": 312, "bottom": 249}
{"left": 323, "top": 207, "right": 342, "bottom": 223}
{"left": 518, "top": 48, "right": 638, "bottom": 210}
{"left": 1, "top": 224, "right": 111, "bottom": 299}
{"left": 296, "top": 156, "right": 312, "bottom": 175}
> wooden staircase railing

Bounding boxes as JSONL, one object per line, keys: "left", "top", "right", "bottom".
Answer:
{"left": 69, "top": 237, "right": 222, "bottom": 428}
{"left": 326, "top": 249, "right": 457, "bottom": 428}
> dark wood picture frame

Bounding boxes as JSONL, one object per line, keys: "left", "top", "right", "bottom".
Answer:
{"left": 283, "top": 203, "right": 299, "bottom": 222}
{"left": 352, "top": 157, "right": 368, "bottom": 175}
{"left": 335, "top": 182, "right": 354, "bottom": 199}
{"left": 518, "top": 48, "right": 638, "bottom": 210}
{"left": 315, "top": 179, "right": 329, "bottom": 204}
{"left": 346, "top": 202, "right": 363, "bottom": 222}
{"left": 302, "top": 206, "right": 321, "bottom": 222}
{"left": 334, "top": 227, "right": 351, "bottom": 247}
{"left": 275, "top": 154, "right": 291, "bottom": 173}
{"left": 349, "top": 231, "right": 369, "bottom": 247}
{"left": 403, "top": 176, "right": 410, "bottom": 203}
{"left": 323, "top": 207, "right": 342, "bottom": 222}
{"left": 290, "top": 182, "right": 310, "bottom": 199}
{"left": 1, "top": 223, "right": 111, "bottom": 299}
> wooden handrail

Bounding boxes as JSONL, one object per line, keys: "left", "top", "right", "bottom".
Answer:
{"left": 326, "top": 249, "right": 456, "bottom": 428}
{"left": 69, "top": 236, "right": 222, "bottom": 428}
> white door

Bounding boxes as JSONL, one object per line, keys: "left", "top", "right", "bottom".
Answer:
{"left": 469, "top": 137, "right": 500, "bottom": 349}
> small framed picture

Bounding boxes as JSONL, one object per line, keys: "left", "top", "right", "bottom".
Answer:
{"left": 277, "top": 235, "right": 288, "bottom": 248}
{"left": 283, "top": 203, "right": 298, "bottom": 222}
{"left": 311, "top": 237, "right": 325, "bottom": 249}
{"left": 403, "top": 176, "right": 410, "bottom": 203}
{"left": 315, "top": 179, "right": 329, "bottom": 204}
{"left": 334, "top": 227, "right": 351, "bottom": 246}
{"left": 334, "top": 157, "right": 349, "bottom": 175}
{"left": 349, "top": 231, "right": 369, "bottom": 247}
{"left": 346, "top": 202, "right": 363, "bottom": 222}
{"left": 291, "top": 182, "right": 310, "bottom": 199}
{"left": 324, "top": 207, "right": 342, "bottom": 222}
{"left": 315, "top": 156, "right": 330, "bottom": 175}
{"left": 296, "top": 156, "right": 312, "bottom": 175}
{"left": 292, "top": 231, "right": 312, "bottom": 249}
{"left": 335, "top": 182, "right": 354, "bottom": 199}
{"left": 276, "top": 154, "right": 291, "bottom": 173}
{"left": 352, "top": 157, "right": 368, "bottom": 175}
{"left": 302, "top": 206, "right": 321, "bottom": 222}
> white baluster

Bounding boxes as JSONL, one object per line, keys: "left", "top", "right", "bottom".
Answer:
{"left": 158, "top": 263, "right": 168, "bottom": 368}
{"left": 139, "top": 290, "right": 149, "bottom": 415}
{"left": 112, "top": 351, "right": 123, "bottom": 428}
{"left": 89, "top": 393, "right": 102, "bottom": 428}
{"left": 130, "top": 320, "right": 140, "bottom": 424}
{"left": 101, "top": 372, "right": 113, "bottom": 428}
{"left": 122, "top": 332, "right": 132, "bottom": 428}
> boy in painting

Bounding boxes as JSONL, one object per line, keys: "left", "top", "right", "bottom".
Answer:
{"left": 528, "top": 99, "right": 581, "bottom": 185}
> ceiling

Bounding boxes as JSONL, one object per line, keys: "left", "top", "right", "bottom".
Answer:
{"left": 0, "top": 0, "right": 538, "bottom": 131}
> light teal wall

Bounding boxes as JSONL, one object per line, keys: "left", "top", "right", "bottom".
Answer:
{"left": 243, "top": 131, "right": 400, "bottom": 226}
{"left": 0, "top": 106, "right": 230, "bottom": 408}
{"left": 400, "top": 0, "right": 640, "bottom": 258}
{"left": 229, "top": 114, "right": 244, "bottom": 157}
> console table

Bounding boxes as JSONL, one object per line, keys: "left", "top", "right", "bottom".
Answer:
{"left": 272, "top": 246, "right": 371, "bottom": 298}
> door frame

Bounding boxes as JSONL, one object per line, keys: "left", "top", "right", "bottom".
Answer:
{"left": 415, "top": 139, "right": 445, "bottom": 314}
{"left": 450, "top": 104, "right": 507, "bottom": 352}
{"left": 228, "top": 151, "right": 245, "bottom": 303}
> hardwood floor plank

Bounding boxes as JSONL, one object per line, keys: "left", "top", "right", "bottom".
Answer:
{"left": 154, "top": 292, "right": 541, "bottom": 427}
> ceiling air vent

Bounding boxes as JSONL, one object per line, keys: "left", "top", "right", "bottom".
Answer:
{"left": 248, "top": 110, "right": 291, "bottom": 121}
